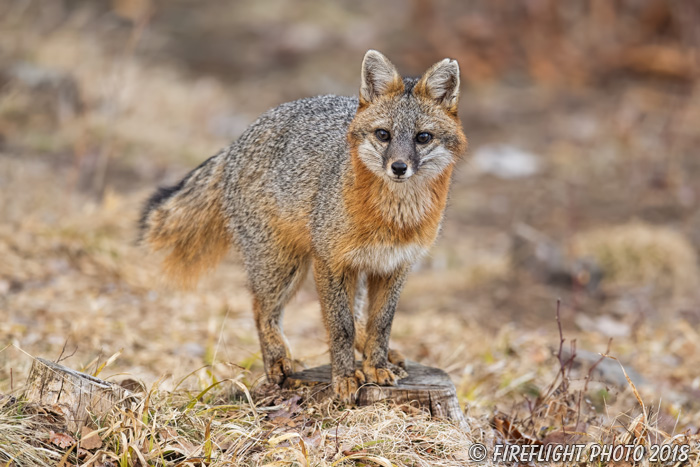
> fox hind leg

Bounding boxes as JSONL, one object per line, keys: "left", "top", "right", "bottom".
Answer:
{"left": 387, "top": 348, "right": 407, "bottom": 369}
{"left": 354, "top": 272, "right": 407, "bottom": 372}
{"left": 352, "top": 272, "right": 368, "bottom": 357}
{"left": 248, "top": 251, "right": 310, "bottom": 385}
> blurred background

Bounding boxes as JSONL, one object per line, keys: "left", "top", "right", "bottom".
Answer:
{"left": 1, "top": 0, "right": 699, "bottom": 428}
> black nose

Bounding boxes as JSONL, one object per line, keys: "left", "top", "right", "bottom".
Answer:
{"left": 391, "top": 161, "right": 408, "bottom": 176}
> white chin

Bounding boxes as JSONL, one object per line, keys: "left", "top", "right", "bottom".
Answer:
{"left": 386, "top": 172, "right": 412, "bottom": 183}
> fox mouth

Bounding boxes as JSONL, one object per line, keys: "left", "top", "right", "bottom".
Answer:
{"left": 390, "top": 176, "right": 409, "bottom": 183}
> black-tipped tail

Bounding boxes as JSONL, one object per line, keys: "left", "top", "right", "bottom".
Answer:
{"left": 139, "top": 153, "right": 231, "bottom": 287}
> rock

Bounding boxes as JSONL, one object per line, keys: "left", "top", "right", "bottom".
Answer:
{"left": 512, "top": 223, "right": 603, "bottom": 293}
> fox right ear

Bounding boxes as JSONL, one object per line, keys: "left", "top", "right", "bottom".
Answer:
{"left": 415, "top": 58, "right": 460, "bottom": 114}
{"left": 359, "top": 50, "right": 404, "bottom": 105}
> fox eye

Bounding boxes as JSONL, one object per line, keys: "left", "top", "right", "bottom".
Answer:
{"left": 416, "top": 132, "right": 432, "bottom": 144}
{"left": 375, "top": 129, "right": 391, "bottom": 142}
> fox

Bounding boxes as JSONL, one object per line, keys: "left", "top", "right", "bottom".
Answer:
{"left": 140, "top": 50, "right": 467, "bottom": 403}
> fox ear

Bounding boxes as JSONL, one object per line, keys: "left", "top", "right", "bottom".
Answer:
{"left": 359, "top": 50, "right": 404, "bottom": 105}
{"left": 415, "top": 58, "right": 460, "bottom": 114}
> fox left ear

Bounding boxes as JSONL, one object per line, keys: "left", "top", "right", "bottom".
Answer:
{"left": 415, "top": 58, "right": 460, "bottom": 114}
{"left": 359, "top": 50, "right": 405, "bottom": 105}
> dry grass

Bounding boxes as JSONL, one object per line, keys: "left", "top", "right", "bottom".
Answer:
{"left": 1, "top": 374, "right": 479, "bottom": 466}
{"left": 572, "top": 222, "right": 700, "bottom": 299}
{"left": 2, "top": 348, "right": 700, "bottom": 466}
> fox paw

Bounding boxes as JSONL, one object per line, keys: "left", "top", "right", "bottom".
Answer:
{"left": 388, "top": 349, "right": 407, "bottom": 369}
{"left": 388, "top": 361, "right": 409, "bottom": 380}
{"left": 361, "top": 362, "right": 406, "bottom": 386}
{"left": 266, "top": 357, "right": 294, "bottom": 385}
{"left": 332, "top": 370, "right": 365, "bottom": 405}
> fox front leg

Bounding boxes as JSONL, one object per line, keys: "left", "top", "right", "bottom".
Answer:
{"left": 313, "top": 259, "right": 365, "bottom": 404}
{"left": 361, "top": 267, "right": 410, "bottom": 385}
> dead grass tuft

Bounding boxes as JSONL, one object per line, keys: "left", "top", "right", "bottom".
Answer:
{"left": 571, "top": 222, "right": 700, "bottom": 299}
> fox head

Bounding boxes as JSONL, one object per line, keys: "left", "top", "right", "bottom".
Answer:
{"left": 348, "top": 50, "right": 467, "bottom": 185}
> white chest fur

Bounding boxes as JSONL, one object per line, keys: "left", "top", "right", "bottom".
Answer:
{"left": 345, "top": 243, "right": 427, "bottom": 275}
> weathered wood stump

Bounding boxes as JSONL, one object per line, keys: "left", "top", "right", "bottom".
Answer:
{"left": 285, "top": 361, "right": 467, "bottom": 429}
{"left": 24, "top": 358, "right": 137, "bottom": 432}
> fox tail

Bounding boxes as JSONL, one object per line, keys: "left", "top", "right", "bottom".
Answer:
{"left": 139, "top": 152, "right": 231, "bottom": 287}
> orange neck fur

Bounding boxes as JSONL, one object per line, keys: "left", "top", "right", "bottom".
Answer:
{"left": 343, "top": 149, "right": 453, "bottom": 247}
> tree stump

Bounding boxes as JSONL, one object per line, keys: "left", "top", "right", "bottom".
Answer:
{"left": 24, "top": 358, "right": 137, "bottom": 433}
{"left": 285, "top": 361, "right": 467, "bottom": 429}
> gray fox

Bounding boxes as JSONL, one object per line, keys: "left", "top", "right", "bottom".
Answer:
{"left": 140, "top": 50, "right": 467, "bottom": 403}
